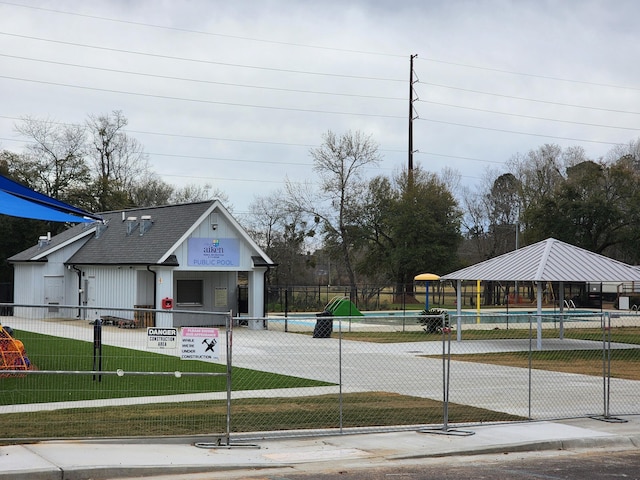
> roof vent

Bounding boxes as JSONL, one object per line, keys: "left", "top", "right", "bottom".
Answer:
{"left": 37, "top": 234, "right": 50, "bottom": 248}
{"left": 139, "top": 215, "right": 153, "bottom": 236}
{"left": 95, "top": 222, "right": 108, "bottom": 239}
{"left": 126, "top": 216, "right": 139, "bottom": 236}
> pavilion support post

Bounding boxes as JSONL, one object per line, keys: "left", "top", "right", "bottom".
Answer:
{"left": 537, "top": 282, "right": 543, "bottom": 350}
{"left": 456, "top": 279, "right": 462, "bottom": 342}
{"left": 559, "top": 281, "right": 565, "bottom": 340}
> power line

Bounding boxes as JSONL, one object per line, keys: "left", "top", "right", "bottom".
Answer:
{"left": 417, "top": 117, "right": 626, "bottom": 146}
{"left": 129, "top": 129, "right": 317, "bottom": 148}
{"left": 419, "top": 82, "right": 640, "bottom": 116}
{"left": 0, "top": 1, "right": 405, "bottom": 59}
{"left": 3, "top": 131, "right": 487, "bottom": 169}
{"left": 414, "top": 151, "right": 504, "bottom": 165}
{"left": 0, "top": 75, "right": 406, "bottom": 119}
{"left": 162, "top": 172, "right": 299, "bottom": 185}
{"left": 0, "top": 53, "right": 406, "bottom": 101}
{"left": 0, "top": 116, "right": 408, "bottom": 155}
{"left": 416, "top": 56, "right": 640, "bottom": 92}
{"left": 4, "top": 1, "right": 633, "bottom": 92}
{"left": 149, "top": 152, "right": 314, "bottom": 167}
{"left": 419, "top": 100, "right": 640, "bottom": 131}
{"left": 0, "top": 32, "right": 405, "bottom": 83}
{"left": 0, "top": 114, "right": 318, "bottom": 148}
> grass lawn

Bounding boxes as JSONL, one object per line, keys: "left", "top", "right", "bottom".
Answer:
{"left": 0, "top": 392, "right": 525, "bottom": 439}
{"left": 338, "top": 327, "right": 640, "bottom": 344}
{"left": 438, "top": 349, "right": 640, "bottom": 380}
{"left": 1, "top": 330, "right": 331, "bottom": 406}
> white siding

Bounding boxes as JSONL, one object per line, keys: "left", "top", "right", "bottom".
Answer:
{"left": 82, "top": 266, "right": 137, "bottom": 309}
{"left": 136, "top": 269, "right": 154, "bottom": 305}
{"left": 13, "top": 238, "right": 89, "bottom": 308}
{"left": 13, "top": 263, "right": 41, "bottom": 305}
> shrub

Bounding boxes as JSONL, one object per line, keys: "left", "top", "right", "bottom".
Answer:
{"left": 418, "top": 308, "right": 449, "bottom": 333}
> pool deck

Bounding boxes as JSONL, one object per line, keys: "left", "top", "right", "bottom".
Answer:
{"left": 265, "top": 308, "right": 640, "bottom": 332}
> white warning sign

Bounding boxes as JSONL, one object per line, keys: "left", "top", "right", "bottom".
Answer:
{"left": 180, "top": 327, "right": 220, "bottom": 362}
{"left": 147, "top": 327, "right": 177, "bottom": 349}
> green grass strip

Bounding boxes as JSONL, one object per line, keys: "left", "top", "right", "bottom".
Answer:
{"left": 1, "top": 330, "right": 331, "bottom": 406}
{"left": 0, "top": 393, "right": 525, "bottom": 439}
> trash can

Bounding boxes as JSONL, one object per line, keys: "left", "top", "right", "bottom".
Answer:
{"left": 313, "top": 311, "right": 333, "bottom": 338}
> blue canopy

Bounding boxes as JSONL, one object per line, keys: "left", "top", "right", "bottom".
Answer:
{"left": 0, "top": 175, "right": 101, "bottom": 223}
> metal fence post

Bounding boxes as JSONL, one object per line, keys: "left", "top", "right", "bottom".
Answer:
{"left": 593, "top": 312, "right": 627, "bottom": 424}
{"left": 196, "top": 311, "right": 260, "bottom": 449}
{"left": 420, "top": 314, "right": 474, "bottom": 437}
{"left": 92, "top": 317, "right": 102, "bottom": 382}
{"left": 528, "top": 313, "right": 533, "bottom": 419}
{"left": 338, "top": 316, "right": 343, "bottom": 433}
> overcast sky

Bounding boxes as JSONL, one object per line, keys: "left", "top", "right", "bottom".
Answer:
{"left": 1, "top": 0, "right": 639, "bottom": 218}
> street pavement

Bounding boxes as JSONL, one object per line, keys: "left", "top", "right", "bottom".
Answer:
{"left": 2, "top": 416, "right": 640, "bottom": 479}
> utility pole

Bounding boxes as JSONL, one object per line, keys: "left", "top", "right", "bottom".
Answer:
{"left": 408, "top": 54, "right": 418, "bottom": 173}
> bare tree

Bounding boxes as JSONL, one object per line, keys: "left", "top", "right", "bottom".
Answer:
{"left": 14, "top": 116, "right": 90, "bottom": 203}
{"left": 246, "top": 190, "right": 289, "bottom": 252}
{"left": 507, "top": 144, "right": 564, "bottom": 210}
{"left": 287, "top": 130, "right": 380, "bottom": 291}
{"left": 170, "top": 183, "right": 229, "bottom": 206}
{"left": 86, "top": 111, "right": 149, "bottom": 211}
{"left": 246, "top": 189, "right": 318, "bottom": 285}
{"left": 603, "top": 138, "right": 640, "bottom": 170}
{"left": 129, "top": 172, "right": 174, "bottom": 207}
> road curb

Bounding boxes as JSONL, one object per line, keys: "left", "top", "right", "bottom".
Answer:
{"left": 389, "top": 435, "right": 638, "bottom": 461}
{"left": 0, "top": 464, "right": 288, "bottom": 480}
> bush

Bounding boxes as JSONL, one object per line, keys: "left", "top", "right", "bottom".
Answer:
{"left": 418, "top": 308, "right": 449, "bottom": 333}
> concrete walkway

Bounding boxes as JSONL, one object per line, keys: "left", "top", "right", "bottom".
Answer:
{"left": 2, "top": 416, "right": 640, "bottom": 479}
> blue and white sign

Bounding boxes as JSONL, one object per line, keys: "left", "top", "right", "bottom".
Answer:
{"left": 187, "top": 238, "right": 240, "bottom": 267}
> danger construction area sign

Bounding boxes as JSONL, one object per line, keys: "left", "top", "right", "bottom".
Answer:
{"left": 146, "top": 327, "right": 178, "bottom": 350}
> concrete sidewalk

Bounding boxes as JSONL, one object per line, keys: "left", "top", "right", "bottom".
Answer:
{"left": 3, "top": 416, "right": 640, "bottom": 480}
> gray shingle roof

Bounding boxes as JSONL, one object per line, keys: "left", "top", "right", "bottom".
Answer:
{"left": 9, "top": 201, "right": 216, "bottom": 265}
{"left": 7, "top": 221, "right": 95, "bottom": 263}
{"left": 440, "top": 238, "right": 640, "bottom": 282}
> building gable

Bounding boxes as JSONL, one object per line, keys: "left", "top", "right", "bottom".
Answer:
{"left": 10, "top": 201, "right": 273, "bottom": 268}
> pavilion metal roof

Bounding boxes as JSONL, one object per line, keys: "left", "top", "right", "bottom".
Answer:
{"left": 440, "top": 238, "right": 640, "bottom": 283}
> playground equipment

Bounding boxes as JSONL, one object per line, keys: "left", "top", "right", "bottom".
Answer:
{"left": 313, "top": 296, "right": 363, "bottom": 338}
{"left": 323, "top": 296, "right": 363, "bottom": 317}
{"left": 414, "top": 273, "right": 441, "bottom": 310}
{"left": 0, "top": 326, "right": 32, "bottom": 376}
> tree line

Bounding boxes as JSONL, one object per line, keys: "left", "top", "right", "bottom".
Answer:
{"left": 2, "top": 112, "right": 640, "bottom": 294}
{"left": 0, "top": 111, "right": 224, "bottom": 283}
{"left": 462, "top": 141, "right": 640, "bottom": 266}
{"left": 244, "top": 133, "right": 640, "bottom": 294}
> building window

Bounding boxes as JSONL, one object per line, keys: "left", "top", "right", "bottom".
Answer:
{"left": 176, "top": 279, "right": 203, "bottom": 305}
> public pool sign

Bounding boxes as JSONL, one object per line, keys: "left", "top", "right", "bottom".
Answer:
{"left": 180, "top": 327, "right": 220, "bottom": 362}
{"left": 147, "top": 327, "right": 178, "bottom": 349}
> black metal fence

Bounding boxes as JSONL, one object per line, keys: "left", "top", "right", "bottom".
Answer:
{"left": 266, "top": 281, "right": 596, "bottom": 314}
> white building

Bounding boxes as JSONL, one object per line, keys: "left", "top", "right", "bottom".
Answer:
{"left": 8, "top": 201, "right": 275, "bottom": 327}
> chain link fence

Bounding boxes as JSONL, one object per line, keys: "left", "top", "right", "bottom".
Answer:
{"left": 1, "top": 305, "right": 639, "bottom": 441}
